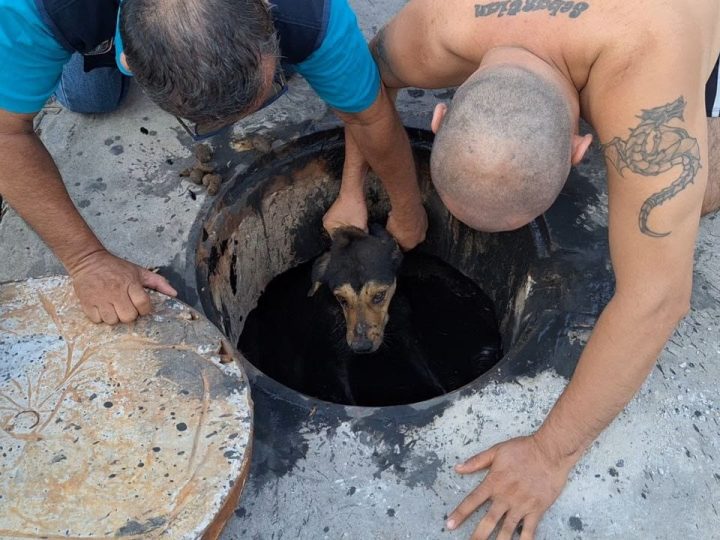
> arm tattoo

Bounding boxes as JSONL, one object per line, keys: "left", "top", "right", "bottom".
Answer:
{"left": 370, "top": 27, "right": 401, "bottom": 84}
{"left": 475, "top": 1, "right": 590, "bottom": 19}
{"left": 600, "top": 96, "right": 702, "bottom": 238}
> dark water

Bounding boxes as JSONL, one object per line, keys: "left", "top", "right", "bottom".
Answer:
{"left": 238, "top": 252, "right": 503, "bottom": 406}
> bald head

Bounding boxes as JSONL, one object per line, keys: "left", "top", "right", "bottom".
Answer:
{"left": 430, "top": 66, "right": 574, "bottom": 232}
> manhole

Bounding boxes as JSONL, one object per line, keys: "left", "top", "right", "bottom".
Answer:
{"left": 238, "top": 251, "right": 503, "bottom": 406}
{"left": 195, "top": 129, "right": 558, "bottom": 407}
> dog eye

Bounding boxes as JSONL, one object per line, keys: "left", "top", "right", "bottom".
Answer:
{"left": 335, "top": 295, "right": 348, "bottom": 307}
{"left": 372, "top": 291, "right": 386, "bottom": 304}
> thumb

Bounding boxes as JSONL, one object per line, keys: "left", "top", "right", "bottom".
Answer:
{"left": 140, "top": 269, "right": 178, "bottom": 297}
{"left": 455, "top": 445, "right": 498, "bottom": 474}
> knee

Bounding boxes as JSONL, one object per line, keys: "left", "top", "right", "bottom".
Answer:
{"left": 54, "top": 58, "right": 130, "bottom": 114}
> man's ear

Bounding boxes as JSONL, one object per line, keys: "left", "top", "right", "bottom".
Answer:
{"left": 120, "top": 52, "right": 130, "bottom": 72}
{"left": 308, "top": 252, "right": 331, "bottom": 296}
{"left": 431, "top": 103, "right": 448, "bottom": 134}
{"left": 571, "top": 133, "right": 593, "bottom": 166}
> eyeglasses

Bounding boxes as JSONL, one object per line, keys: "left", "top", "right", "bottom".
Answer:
{"left": 175, "top": 69, "right": 288, "bottom": 141}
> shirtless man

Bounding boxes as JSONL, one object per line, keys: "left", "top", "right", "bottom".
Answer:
{"left": 333, "top": 1, "right": 720, "bottom": 538}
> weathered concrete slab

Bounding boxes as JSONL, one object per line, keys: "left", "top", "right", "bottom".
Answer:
{"left": 0, "top": 277, "right": 252, "bottom": 539}
{"left": 0, "top": 0, "right": 718, "bottom": 537}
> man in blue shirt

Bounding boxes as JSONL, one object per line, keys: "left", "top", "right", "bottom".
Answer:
{"left": 0, "top": 0, "right": 427, "bottom": 324}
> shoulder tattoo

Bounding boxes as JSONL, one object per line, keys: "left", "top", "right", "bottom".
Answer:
{"left": 474, "top": 1, "right": 590, "bottom": 19}
{"left": 600, "top": 96, "right": 702, "bottom": 238}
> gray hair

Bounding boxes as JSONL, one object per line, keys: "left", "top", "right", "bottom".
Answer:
{"left": 430, "top": 66, "right": 573, "bottom": 231}
{"left": 120, "top": 0, "right": 279, "bottom": 123}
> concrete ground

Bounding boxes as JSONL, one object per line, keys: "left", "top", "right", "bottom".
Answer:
{"left": 1, "top": 0, "right": 719, "bottom": 538}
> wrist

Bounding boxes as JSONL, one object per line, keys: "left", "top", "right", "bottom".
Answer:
{"left": 390, "top": 195, "right": 425, "bottom": 215}
{"left": 532, "top": 424, "right": 586, "bottom": 470}
{"left": 65, "top": 244, "right": 107, "bottom": 276}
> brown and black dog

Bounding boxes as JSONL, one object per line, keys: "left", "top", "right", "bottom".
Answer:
{"left": 309, "top": 224, "right": 402, "bottom": 354}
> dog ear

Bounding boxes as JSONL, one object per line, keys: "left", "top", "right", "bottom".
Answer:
{"left": 330, "top": 226, "right": 367, "bottom": 248}
{"left": 308, "top": 252, "right": 331, "bottom": 296}
{"left": 369, "top": 223, "right": 392, "bottom": 241}
{"left": 370, "top": 224, "right": 403, "bottom": 270}
{"left": 390, "top": 241, "right": 403, "bottom": 272}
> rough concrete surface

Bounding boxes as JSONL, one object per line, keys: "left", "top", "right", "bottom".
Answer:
{"left": 0, "top": 0, "right": 718, "bottom": 538}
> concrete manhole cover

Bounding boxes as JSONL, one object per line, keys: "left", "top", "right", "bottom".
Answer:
{"left": 0, "top": 276, "right": 252, "bottom": 539}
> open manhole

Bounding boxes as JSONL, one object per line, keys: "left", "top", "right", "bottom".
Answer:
{"left": 195, "top": 129, "right": 556, "bottom": 407}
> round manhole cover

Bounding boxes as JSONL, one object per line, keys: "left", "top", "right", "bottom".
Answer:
{"left": 0, "top": 276, "right": 252, "bottom": 539}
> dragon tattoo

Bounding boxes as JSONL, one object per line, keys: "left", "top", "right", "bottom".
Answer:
{"left": 600, "top": 96, "right": 702, "bottom": 237}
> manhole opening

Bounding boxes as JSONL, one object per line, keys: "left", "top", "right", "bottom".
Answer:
{"left": 195, "top": 129, "right": 544, "bottom": 406}
{"left": 238, "top": 252, "right": 502, "bottom": 406}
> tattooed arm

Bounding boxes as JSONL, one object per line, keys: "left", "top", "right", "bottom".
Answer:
{"left": 535, "top": 77, "right": 707, "bottom": 460}
{"left": 444, "top": 63, "right": 707, "bottom": 537}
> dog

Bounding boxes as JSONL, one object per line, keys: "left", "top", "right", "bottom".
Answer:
{"left": 309, "top": 224, "right": 402, "bottom": 354}
{"left": 239, "top": 223, "right": 501, "bottom": 406}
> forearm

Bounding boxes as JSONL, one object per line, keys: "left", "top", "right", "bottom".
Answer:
{"left": 339, "top": 85, "right": 422, "bottom": 212}
{"left": 0, "top": 129, "right": 104, "bottom": 270}
{"left": 535, "top": 293, "right": 687, "bottom": 462}
{"left": 340, "top": 127, "right": 369, "bottom": 198}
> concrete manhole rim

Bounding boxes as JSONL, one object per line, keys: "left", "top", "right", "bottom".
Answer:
{"left": 190, "top": 127, "right": 611, "bottom": 418}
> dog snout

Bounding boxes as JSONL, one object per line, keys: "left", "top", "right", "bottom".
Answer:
{"left": 350, "top": 338, "right": 375, "bottom": 354}
{"left": 354, "top": 322, "right": 368, "bottom": 338}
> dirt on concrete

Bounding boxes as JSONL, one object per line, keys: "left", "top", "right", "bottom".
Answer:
{"left": 180, "top": 144, "right": 223, "bottom": 195}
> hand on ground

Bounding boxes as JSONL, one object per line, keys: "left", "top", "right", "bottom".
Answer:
{"left": 323, "top": 194, "right": 369, "bottom": 235}
{"left": 386, "top": 203, "right": 428, "bottom": 250}
{"left": 69, "top": 249, "right": 177, "bottom": 324}
{"left": 447, "top": 435, "right": 574, "bottom": 540}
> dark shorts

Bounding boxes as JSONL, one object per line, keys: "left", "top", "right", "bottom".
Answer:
{"left": 706, "top": 56, "right": 720, "bottom": 117}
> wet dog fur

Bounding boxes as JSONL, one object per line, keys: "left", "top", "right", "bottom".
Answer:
{"left": 309, "top": 224, "right": 402, "bottom": 354}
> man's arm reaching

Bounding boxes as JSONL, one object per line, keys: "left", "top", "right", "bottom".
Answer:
{"left": 0, "top": 108, "right": 176, "bottom": 323}
{"left": 332, "top": 84, "right": 428, "bottom": 250}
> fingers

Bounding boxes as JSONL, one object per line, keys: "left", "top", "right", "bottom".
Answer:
{"left": 141, "top": 269, "right": 177, "bottom": 297}
{"left": 496, "top": 511, "right": 524, "bottom": 540}
{"left": 114, "top": 298, "right": 139, "bottom": 324}
{"left": 471, "top": 502, "right": 508, "bottom": 540}
{"left": 447, "top": 482, "right": 491, "bottom": 530}
{"left": 98, "top": 303, "right": 119, "bottom": 325}
{"left": 519, "top": 514, "right": 540, "bottom": 540}
{"left": 128, "top": 283, "right": 152, "bottom": 316}
{"left": 456, "top": 446, "right": 497, "bottom": 474}
{"left": 82, "top": 304, "right": 102, "bottom": 324}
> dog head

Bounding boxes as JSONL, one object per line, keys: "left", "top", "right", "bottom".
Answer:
{"left": 309, "top": 224, "right": 403, "bottom": 354}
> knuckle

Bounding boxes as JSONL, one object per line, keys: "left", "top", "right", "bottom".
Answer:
{"left": 119, "top": 312, "right": 137, "bottom": 324}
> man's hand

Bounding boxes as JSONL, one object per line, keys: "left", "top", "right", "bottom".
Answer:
{"left": 69, "top": 249, "right": 177, "bottom": 324}
{"left": 323, "top": 192, "right": 369, "bottom": 234}
{"left": 386, "top": 201, "right": 427, "bottom": 250}
{"left": 447, "top": 435, "right": 574, "bottom": 540}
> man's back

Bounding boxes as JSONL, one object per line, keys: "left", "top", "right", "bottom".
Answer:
{"left": 377, "top": 0, "right": 720, "bottom": 119}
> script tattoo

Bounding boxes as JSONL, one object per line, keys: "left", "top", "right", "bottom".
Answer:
{"left": 600, "top": 97, "right": 702, "bottom": 238}
{"left": 475, "top": 0, "right": 590, "bottom": 19}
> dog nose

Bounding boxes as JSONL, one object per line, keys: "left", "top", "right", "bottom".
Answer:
{"left": 354, "top": 322, "right": 368, "bottom": 337}
{"left": 351, "top": 339, "right": 374, "bottom": 353}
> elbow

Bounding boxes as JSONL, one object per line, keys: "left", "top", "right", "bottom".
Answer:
{"left": 662, "top": 294, "right": 691, "bottom": 328}
{"left": 615, "top": 285, "right": 691, "bottom": 331}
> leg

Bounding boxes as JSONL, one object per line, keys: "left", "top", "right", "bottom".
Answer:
{"left": 702, "top": 117, "right": 720, "bottom": 215}
{"left": 54, "top": 53, "right": 130, "bottom": 114}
